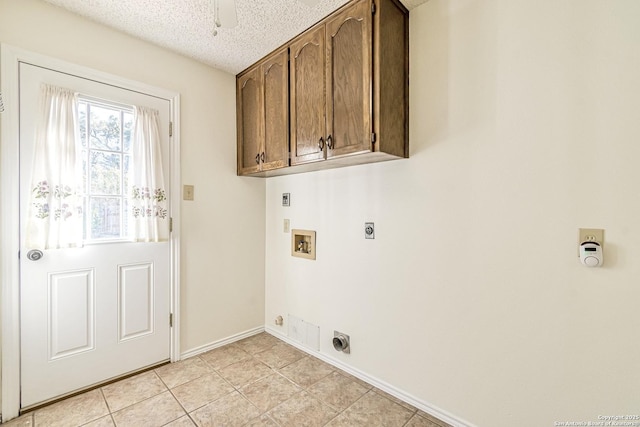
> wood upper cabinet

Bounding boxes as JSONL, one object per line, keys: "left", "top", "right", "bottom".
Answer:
{"left": 237, "top": 0, "right": 408, "bottom": 176}
{"left": 290, "top": 0, "right": 371, "bottom": 166}
{"left": 374, "top": 0, "right": 409, "bottom": 159}
{"left": 237, "top": 66, "right": 262, "bottom": 175}
{"left": 325, "top": 0, "right": 371, "bottom": 159}
{"left": 262, "top": 50, "right": 289, "bottom": 171}
{"left": 237, "top": 48, "right": 289, "bottom": 175}
{"left": 290, "top": 26, "right": 326, "bottom": 165}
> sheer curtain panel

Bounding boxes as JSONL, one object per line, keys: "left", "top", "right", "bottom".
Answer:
{"left": 25, "top": 84, "right": 83, "bottom": 249}
{"left": 129, "top": 106, "right": 168, "bottom": 242}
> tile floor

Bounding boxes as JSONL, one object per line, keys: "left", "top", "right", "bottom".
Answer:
{"left": 2, "top": 333, "right": 452, "bottom": 427}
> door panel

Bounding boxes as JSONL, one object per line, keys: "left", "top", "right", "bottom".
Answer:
{"left": 19, "top": 63, "right": 171, "bottom": 408}
{"left": 49, "top": 269, "right": 95, "bottom": 359}
{"left": 290, "top": 26, "right": 326, "bottom": 165}
{"left": 118, "top": 262, "right": 154, "bottom": 341}
{"left": 326, "top": 0, "right": 372, "bottom": 158}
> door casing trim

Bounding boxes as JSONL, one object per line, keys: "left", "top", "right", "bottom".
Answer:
{"left": 0, "top": 44, "right": 182, "bottom": 422}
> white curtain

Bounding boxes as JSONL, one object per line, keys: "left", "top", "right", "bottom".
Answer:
{"left": 25, "top": 84, "right": 83, "bottom": 250}
{"left": 129, "top": 106, "right": 168, "bottom": 242}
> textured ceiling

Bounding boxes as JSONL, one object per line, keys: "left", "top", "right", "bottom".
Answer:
{"left": 43, "top": 0, "right": 426, "bottom": 75}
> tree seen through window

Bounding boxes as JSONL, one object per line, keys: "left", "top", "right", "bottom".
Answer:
{"left": 78, "top": 99, "right": 133, "bottom": 240}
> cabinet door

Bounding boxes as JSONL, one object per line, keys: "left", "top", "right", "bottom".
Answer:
{"left": 290, "top": 26, "right": 326, "bottom": 165}
{"left": 237, "top": 66, "right": 263, "bottom": 175}
{"left": 262, "top": 49, "right": 289, "bottom": 171}
{"left": 326, "top": 0, "right": 372, "bottom": 158}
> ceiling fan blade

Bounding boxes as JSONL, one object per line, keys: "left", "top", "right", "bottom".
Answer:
{"left": 298, "top": 0, "right": 321, "bottom": 6}
{"left": 217, "top": 0, "right": 238, "bottom": 28}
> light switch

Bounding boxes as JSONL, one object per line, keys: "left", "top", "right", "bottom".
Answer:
{"left": 183, "top": 185, "right": 194, "bottom": 201}
{"left": 284, "top": 219, "right": 290, "bottom": 233}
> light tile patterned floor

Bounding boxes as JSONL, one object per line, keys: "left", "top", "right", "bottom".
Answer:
{"left": 2, "top": 333, "right": 452, "bottom": 427}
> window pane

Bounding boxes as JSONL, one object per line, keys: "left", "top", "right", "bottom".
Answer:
{"left": 79, "top": 98, "right": 135, "bottom": 242}
{"left": 78, "top": 102, "right": 87, "bottom": 148}
{"left": 89, "top": 105, "right": 121, "bottom": 150}
{"left": 81, "top": 149, "right": 88, "bottom": 194}
{"left": 90, "top": 197, "right": 121, "bottom": 239}
{"left": 123, "top": 198, "right": 130, "bottom": 237}
{"left": 90, "top": 151, "right": 121, "bottom": 195}
{"left": 123, "top": 155, "right": 131, "bottom": 193}
{"left": 123, "top": 111, "right": 133, "bottom": 152}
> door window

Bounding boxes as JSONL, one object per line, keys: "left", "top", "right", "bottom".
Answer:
{"left": 78, "top": 98, "right": 134, "bottom": 241}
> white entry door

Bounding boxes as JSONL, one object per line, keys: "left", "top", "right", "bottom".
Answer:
{"left": 19, "top": 63, "right": 172, "bottom": 408}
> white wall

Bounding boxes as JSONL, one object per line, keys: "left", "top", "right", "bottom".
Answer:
{"left": 265, "top": 1, "right": 640, "bottom": 426}
{"left": 0, "top": 0, "right": 265, "bottom": 404}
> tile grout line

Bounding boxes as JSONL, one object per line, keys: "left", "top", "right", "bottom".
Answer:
{"left": 235, "top": 346, "right": 291, "bottom": 424}
{"left": 267, "top": 353, "right": 359, "bottom": 427}
{"left": 103, "top": 370, "right": 171, "bottom": 416}
{"left": 324, "top": 388, "right": 373, "bottom": 425}
{"left": 107, "top": 371, "right": 178, "bottom": 426}
{"left": 99, "top": 387, "right": 114, "bottom": 415}
{"left": 164, "top": 355, "right": 237, "bottom": 422}
{"left": 175, "top": 352, "right": 275, "bottom": 423}
{"left": 238, "top": 340, "right": 327, "bottom": 425}
{"left": 231, "top": 336, "right": 292, "bottom": 426}
{"left": 164, "top": 382, "right": 190, "bottom": 425}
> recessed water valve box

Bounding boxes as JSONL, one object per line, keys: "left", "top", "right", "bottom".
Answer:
{"left": 291, "top": 229, "right": 316, "bottom": 260}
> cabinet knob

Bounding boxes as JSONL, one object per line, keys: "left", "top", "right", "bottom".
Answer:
{"left": 318, "top": 137, "right": 325, "bottom": 151}
{"left": 327, "top": 134, "right": 333, "bottom": 150}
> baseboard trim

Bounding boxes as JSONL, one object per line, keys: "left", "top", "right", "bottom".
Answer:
{"left": 265, "top": 326, "right": 476, "bottom": 427}
{"left": 181, "top": 326, "right": 265, "bottom": 360}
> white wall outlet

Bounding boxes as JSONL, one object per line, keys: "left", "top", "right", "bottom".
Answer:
{"left": 284, "top": 219, "right": 290, "bottom": 233}
{"left": 365, "top": 222, "right": 375, "bottom": 239}
{"left": 578, "top": 228, "right": 604, "bottom": 258}
{"left": 579, "top": 228, "right": 604, "bottom": 245}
